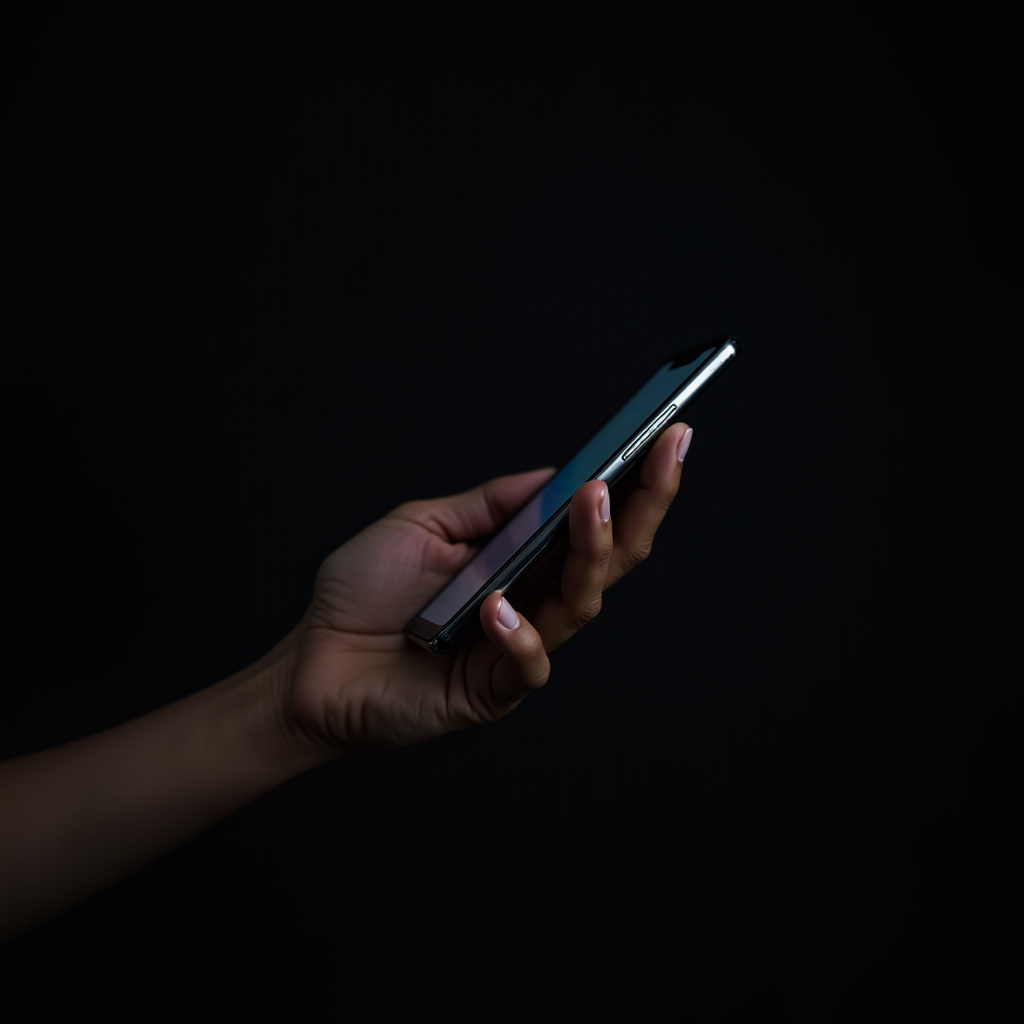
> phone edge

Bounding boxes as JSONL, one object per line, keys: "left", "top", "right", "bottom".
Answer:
{"left": 406, "top": 336, "right": 739, "bottom": 654}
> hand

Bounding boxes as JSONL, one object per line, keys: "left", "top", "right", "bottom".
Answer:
{"left": 284, "top": 422, "right": 694, "bottom": 758}
{"left": 0, "top": 426, "right": 694, "bottom": 940}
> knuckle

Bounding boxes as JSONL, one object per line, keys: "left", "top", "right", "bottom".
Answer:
{"left": 524, "top": 659, "right": 551, "bottom": 692}
{"left": 463, "top": 689, "right": 497, "bottom": 725}
{"left": 521, "top": 631, "right": 551, "bottom": 682}
{"left": 620, "top": 542, "right": 653, "bottom": 573}
{"left": 568, "top": 595, "right": 603, "bottom": 632}
{"left": 394, "top": 498, "right": 426, "bottom": 519}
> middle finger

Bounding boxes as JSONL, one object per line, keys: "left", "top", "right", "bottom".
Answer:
{"left": 531, "top": 480, "right": 613, "bottom": 651}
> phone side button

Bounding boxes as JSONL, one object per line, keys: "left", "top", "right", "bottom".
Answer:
{"left": 622, "top": 404, "right": 677, "bottom": 460}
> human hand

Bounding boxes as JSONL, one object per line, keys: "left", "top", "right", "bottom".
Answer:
{"left": 283, "top": 422, "right": 694, "bottom": 759}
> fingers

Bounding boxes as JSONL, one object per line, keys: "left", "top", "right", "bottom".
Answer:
{"left": 410, "top": 468, "right": 557, "bottom": 542}
{"left": 531, "top": 479, "right": 613, "bottom": 652}
{"left": 476, "top": 590, "right": 550, "bottom": 712}
{"left": 606, "top": 422, "right": 691, "bottom": 586}
{"left": 465, "top": 426, "right": 692, "bottom": 716}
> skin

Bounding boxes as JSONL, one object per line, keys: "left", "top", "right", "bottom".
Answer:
{"left": 0, "top": 422, "right": 693, "bottom": 940}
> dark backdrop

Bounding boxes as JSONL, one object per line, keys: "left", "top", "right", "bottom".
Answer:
{"left": 1, "top": 2, "right": 1020, "bottom": 1022}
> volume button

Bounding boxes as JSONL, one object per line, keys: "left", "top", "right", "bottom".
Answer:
{"left": 622, "top": 404, "right": 677, "bottom": 460}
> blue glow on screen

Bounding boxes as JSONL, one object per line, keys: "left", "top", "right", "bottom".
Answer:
{"left": 420, "top": 348, "right": 713, "bottom": 624}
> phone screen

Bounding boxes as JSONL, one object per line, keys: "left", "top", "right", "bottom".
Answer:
{"left": 416, "top": 342, "right": 721, "bottom": 628}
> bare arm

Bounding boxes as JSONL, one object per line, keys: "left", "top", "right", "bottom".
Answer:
{"left": 0, "top": 423, "right": 693, "bottom": 940}
{"left": 0, "top": 631, "right": 318, "bottom": 939}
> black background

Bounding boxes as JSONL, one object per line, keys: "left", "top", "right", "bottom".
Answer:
{"left": 1, "top": 2, "right": 1021, "bottom": 1022}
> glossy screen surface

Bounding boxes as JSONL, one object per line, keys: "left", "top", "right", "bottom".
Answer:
{"left": 418, "top": 346, "right": 715, "bottom": 626}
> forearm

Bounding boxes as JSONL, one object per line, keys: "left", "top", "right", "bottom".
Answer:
{"left": 0, "top": 628, "right": 327, "bottom": 940}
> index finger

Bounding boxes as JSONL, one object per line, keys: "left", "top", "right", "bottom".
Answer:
{"left": 606, "top": 422, "right": 692, "bottom": 586}
{"left": 406, "top": 467, "right": 557, "bottom": 543}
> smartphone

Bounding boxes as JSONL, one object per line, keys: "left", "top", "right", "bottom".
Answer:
{"left": 405, "top": 335, "right": 740, "bottom": 654}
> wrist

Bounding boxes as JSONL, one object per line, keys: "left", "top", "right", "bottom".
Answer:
{"left": 231, "top": 621, "right": 340, "bottom": 782}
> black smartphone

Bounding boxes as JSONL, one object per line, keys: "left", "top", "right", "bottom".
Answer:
{"left": 405, "top": 336, "right": 740, "bottom": 654}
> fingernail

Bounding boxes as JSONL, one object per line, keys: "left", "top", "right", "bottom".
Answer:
{"left": 677, "top": 427, "right": 693, "bottom": 462}
{"left": 497, "top": 595, "right": 520, "bottom": 630}
{"left": 599, "top": 484, "right": 610, "bottom": 523}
